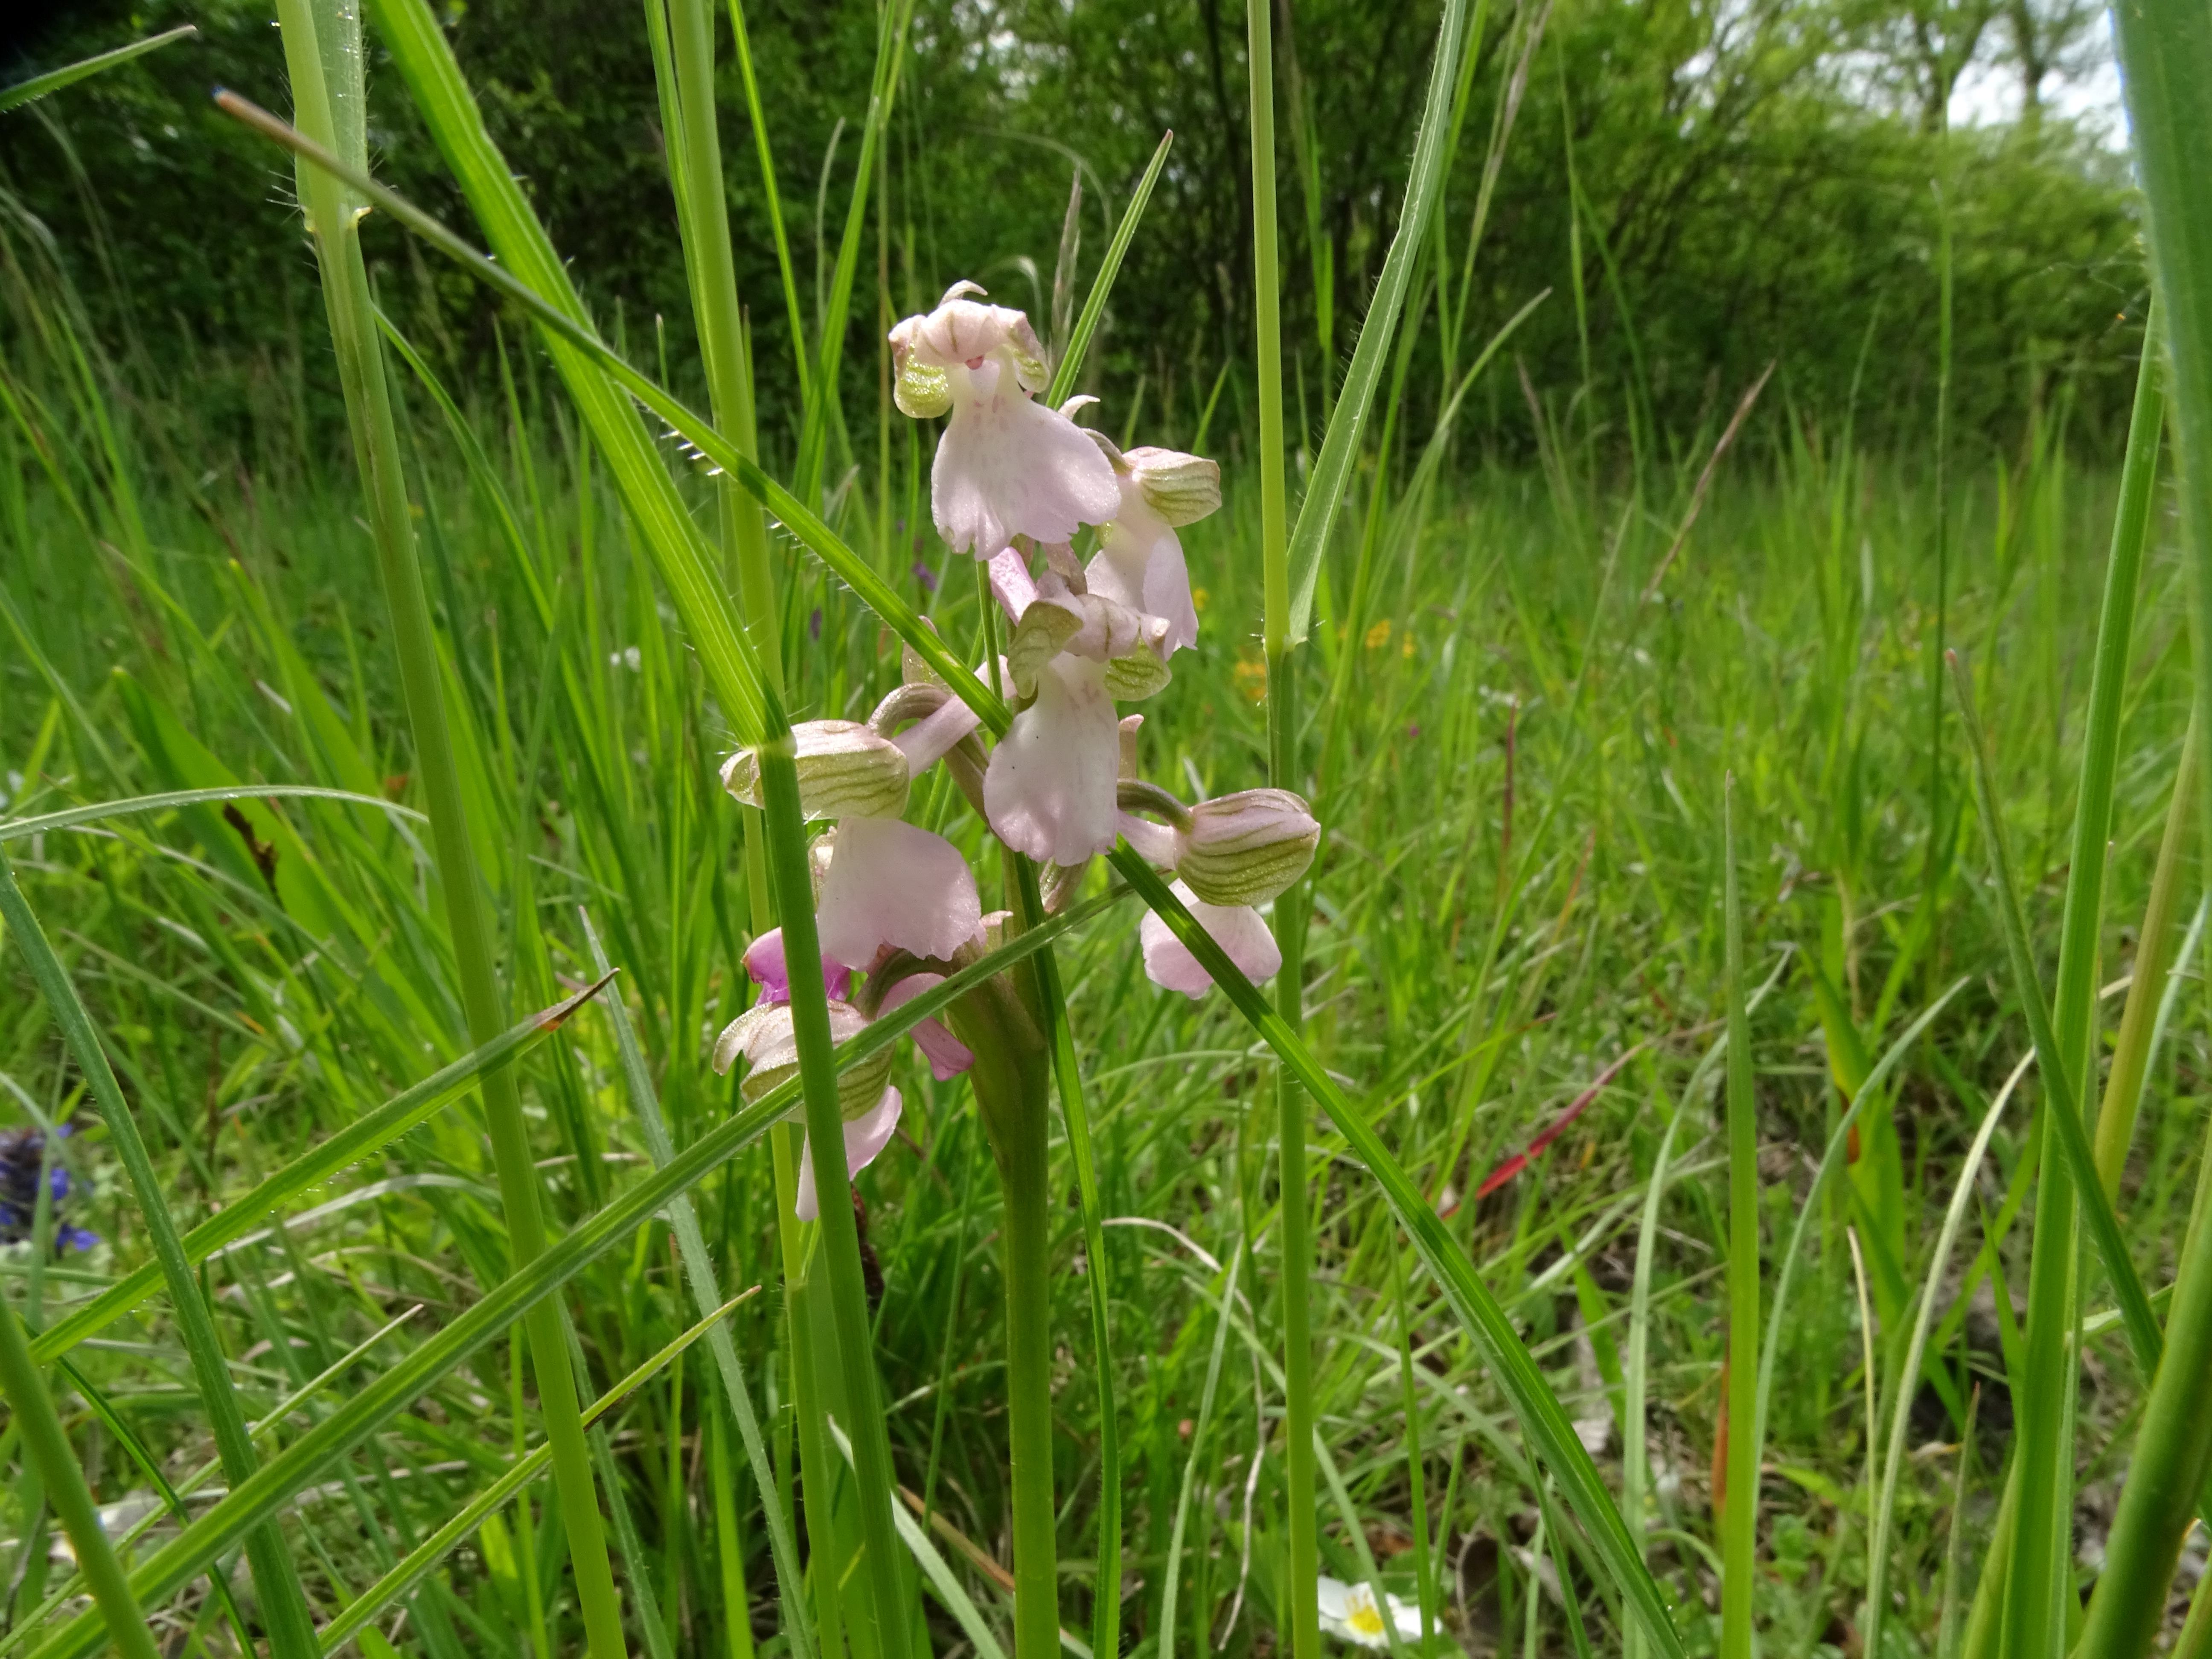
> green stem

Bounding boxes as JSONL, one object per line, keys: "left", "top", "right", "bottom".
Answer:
{"left": 271, "top": 4, "right": 626, "bottom": 1653}
{"left": 976, "top": 861, "right": 1067, "bottom": 1659}
{"left": 756, "top": 735, "right": 916, "bottom": 1659}
{"left": 0, "top": 1293, "right": 158, "bottom": 1659}
{"left": 1249, "top": 7, "right": 1315, "bottom": 1657}
{"left": 1016, "top": 862, "right": 1123, "bottom": 1659}
{"left": 997, "top": 1053, "right": 1061, "bottom": 1659}
{"left": 1249, "top": 0, "right": 1290, "bottom": 659}
{"left": 1719, "top": 779, "right": 1758, "bottom": 1657}
{"left": 0, "top": 848, "right": 318, "bottom": 1659}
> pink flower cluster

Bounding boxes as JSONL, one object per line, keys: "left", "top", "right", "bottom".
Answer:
{"left": 715, "top": 283, "right": 1323, "bottom": 1215}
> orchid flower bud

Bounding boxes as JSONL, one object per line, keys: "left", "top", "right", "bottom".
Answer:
{"left": 712, "top": 999, "right": 894, "bottom": 1120}
{"left": 1125, "top": 446, "right": 1222, "bottom": 527}
{"left": 1174, "top": 789, "right": 1320, "bottom": 906}
{"left": 722, "top": 721, "right": 910, "bottom": 821}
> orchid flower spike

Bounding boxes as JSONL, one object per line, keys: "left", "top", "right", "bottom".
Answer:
{"left": 890, "top": 282, "right": 1118, "bottom": 559}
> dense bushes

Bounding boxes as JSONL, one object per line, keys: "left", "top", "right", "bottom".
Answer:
{"left": 0, "top": 0, "right": 2142, "bottom": 468}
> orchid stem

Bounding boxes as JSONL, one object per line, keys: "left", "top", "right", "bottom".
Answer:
{"left": 998, "top": 1056, "right": 1061, "bottom": 1659}
{"left": 1249, "top": 0, "right": 1315, "bottom": 1651}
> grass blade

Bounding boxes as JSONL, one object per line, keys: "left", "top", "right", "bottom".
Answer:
{"left": 1718, "top": 778, "right": 1758, "bottom": 1657}
{"left": 0, "top": 1296, "right": 158, "bottom": 1659}
{"left": 0, "top": 843, "right": 321, "bottom": 1659}
{"left": 1949, "top": 655, "right": 2162, "bottom": 1372}
{"left": 1283, "top": 0, "right": 1470, "bottom": 645}
{"left": 1865, "top": 1053, "right": 2027, "bottom": 1657}
{"left": 0, "top": 784, "right": 422, "bottom": 841}
{"left": 1042, "top": 131, "right": 1173, "bottom": 408}
{"left": 580, "top": 909, "right": 816, "bottom": 1659}
{"left": 0, "top": 25, "right": 195, "bottom": 113}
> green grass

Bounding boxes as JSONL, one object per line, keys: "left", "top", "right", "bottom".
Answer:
{"left": 3, "top": 9, "right": 2212, "bottom": 1655}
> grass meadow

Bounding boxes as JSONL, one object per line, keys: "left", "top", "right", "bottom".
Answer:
{"left": 4, "top": 2, "right": 2212, "bottom": 1657}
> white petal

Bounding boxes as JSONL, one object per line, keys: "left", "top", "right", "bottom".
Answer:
{"left": 983, "top": 655, "right": 1120, "bottom": 864}
{"left": 1138, "top": 880, "right": 1281, "bottom": 998}
{"left": 932, "top": 361, "right": 1120, "bottom": 558}
{"left": 794, "top": 1086, "right": 904, "bottom": 1222}
{"left": 816, "top": 816, "right": 984, "bottom": 969}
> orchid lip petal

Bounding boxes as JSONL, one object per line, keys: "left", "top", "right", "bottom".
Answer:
{"left": 983, "top": 655, "right": 1121, "bottom": 865}
{"left": 929, "top": 362, "right": 1120, "bottom": 558}
{"left": 794, "top": 1085, "right": 904, "bottom": 1222}
{"left": 1139, "top": 880, "right": 1282, "bottom": 998}
{"left": 875, "top": 972, "right": 977, "bottom": 1079}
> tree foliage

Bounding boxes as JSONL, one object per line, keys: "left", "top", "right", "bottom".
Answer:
{"left": 0, "top": 0, "right": 2142, "bottom": 464}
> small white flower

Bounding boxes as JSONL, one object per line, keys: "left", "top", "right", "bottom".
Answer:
{"left": 1138, "top": 879, "right": 1281, "bottom": 998}
{"left": 890, "top": 283, "right": 1118, "bottom": 559}
{"left": 1315, "top": 1577, "right": 1426, "bottom": 1650}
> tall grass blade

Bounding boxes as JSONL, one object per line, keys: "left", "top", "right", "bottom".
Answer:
{"left": 1866, "top": 1054, "right": 2028, "bottom": 1657}
{"left": 0, "top": 843, "right": 320, "bottom": 1658}
{"left": 1718, "top": 777, "right": 1758, "bottom": 1657}
{"left": 2088, "top": 23, "right": 2212, "bottom": 1649}
{"left": 357, "top": 0, "right": 768, "bottom": 741}
{"left": 0, "top": 784, "right": 422, "bottom": 841}
{"left": 0, "top": 1295, "right": 158, "bottom": 1659}
{"left": 1042, "top": 130, "right": 1173, "bottom": 407}
{"left": 0, "top": 25, "right": 195, "bottom": 113}
{"left": 580, "top": 910, "right": 815, "bottom": 1659}
{"left": 1283, "top": 0, "right": 1471, "bottom": 644}
{"left": 273, "top": 0, "right": 627, "bottom": 1643}
{"left": 1949, "top": 655, "right": 2161, "bottom": 1370}
{"left": 1157, "top": 1250, "right": 1240, "bottom": 1659}
{"left": 2095, "top": 721, "right": 2195, "bottom": 1187}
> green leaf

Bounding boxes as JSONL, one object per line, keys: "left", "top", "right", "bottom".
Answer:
{"left": 0, "top": 26, "right": 195, "bottom": 114}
